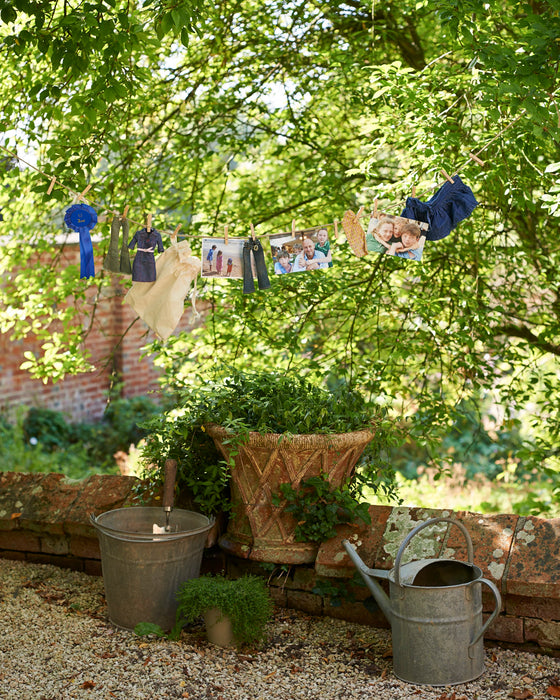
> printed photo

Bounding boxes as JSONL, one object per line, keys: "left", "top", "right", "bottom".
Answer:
{"left": 365, "top": 214, "right": 428, "bottom": 262}
{"left": 269, "top": 226, "right": 333, "bottom": 274}
{"left": 201, "top": 238, "right": 246, "bottom": 279}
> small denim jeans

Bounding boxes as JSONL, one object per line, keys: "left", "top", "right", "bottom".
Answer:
{"left": 243, "top": 238, "right": 271, "bottom": 294}
{"left": 401, "top": 175, "right": 478, "bottom": 241}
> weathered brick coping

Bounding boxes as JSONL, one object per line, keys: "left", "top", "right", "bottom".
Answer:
{"left": 0, "top": 471, "right": 558, "bottom": 649}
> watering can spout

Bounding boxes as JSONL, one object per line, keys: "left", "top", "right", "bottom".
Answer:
{"left": 342, "top": 540, "right": 393, "bottom": 623}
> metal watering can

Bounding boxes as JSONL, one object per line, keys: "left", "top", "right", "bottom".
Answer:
{"left": 343, "top": 517, "right": 502, "bottom": 686}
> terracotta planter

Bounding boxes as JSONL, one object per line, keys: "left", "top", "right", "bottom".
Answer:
{"left": 205, "top": 425, "right": 376, "bottom": 564}
{"left": 203, "top": 608, "right": 236, "bottom": 648}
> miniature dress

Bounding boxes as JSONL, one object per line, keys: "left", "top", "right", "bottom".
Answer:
{"left": 124, "top": 239, "right": 201, "bottom": 340}
{"left": 128, "top": 227, "right": 164, "bottom": 282}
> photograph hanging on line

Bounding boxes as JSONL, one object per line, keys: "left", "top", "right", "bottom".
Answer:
{"left": 269, "top": 226, "right": 333, "bottom": 274}
{"left": 201, "top": 238, "right": 249, "bottom": 279}
{"left": 365, "top": 214, "right": 429, "bottom": 262}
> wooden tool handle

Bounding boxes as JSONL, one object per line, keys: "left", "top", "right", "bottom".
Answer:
{"left": 162, "top": 458, "right": 177, "bottom": 510}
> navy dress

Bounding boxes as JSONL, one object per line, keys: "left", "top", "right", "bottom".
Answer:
{"left": 128, "top": 228, "right": 164, "bottom": 282}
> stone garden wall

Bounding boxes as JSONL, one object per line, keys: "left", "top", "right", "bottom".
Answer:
{"left": 0, "top": 471, "right": 558, "bottom": 650}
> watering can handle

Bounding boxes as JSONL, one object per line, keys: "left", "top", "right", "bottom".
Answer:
{"left": 394, "top": 517, "right": 474, "bottom": 587}
{"left": 469, "top": 577, "right": 502, "bottom": 654}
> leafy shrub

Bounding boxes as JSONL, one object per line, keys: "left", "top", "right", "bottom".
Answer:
{"left": 173, "top": 574, "right": 273, "bottom": 646}
{"left": 0, "top": 413, "right": 106, "bottom": 479}
{"left": 138, "top": 412, "right": 229, "bottom": 515}
{"left": 138, "top": 366, "right": 379, "bottom": 516}
{"left": 23, "top": 408, "right": 70, "bottom": 451}
{"left": 1, "top": 398, "right": 162, "bottom": 478}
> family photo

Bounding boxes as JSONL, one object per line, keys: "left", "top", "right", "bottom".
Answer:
{"left": 269, "top": 226, "right": 334, "bottom": 274}
{"left": 201, "top": 238, "right": 246, "bottom": 279}
{"left": 366, "top": 214, "right": 429, "bottom": 261}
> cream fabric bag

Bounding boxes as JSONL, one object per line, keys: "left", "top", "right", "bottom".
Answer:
{"left": 124, "top": 239, "right": 200, "bottom": 340}
{"left": 342, "top": 209, "right": 368, "bottom": 258}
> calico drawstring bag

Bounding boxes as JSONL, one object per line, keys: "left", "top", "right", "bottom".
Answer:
{"left": 124, "top": 239, "right": 201, "bottom": 340}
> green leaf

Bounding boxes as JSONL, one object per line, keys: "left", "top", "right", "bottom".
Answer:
{"left": 134, "top": 622, "right": 167, "bottom": 637}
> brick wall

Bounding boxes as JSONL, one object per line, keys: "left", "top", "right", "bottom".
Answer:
{"left": 0, "top": 471, "right": 558, "bottom": 650}
{"left": 0, "top": 243, "right": 200, "bottom": 422}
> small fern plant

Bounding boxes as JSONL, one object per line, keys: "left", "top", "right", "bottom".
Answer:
{"left": 173, "top": 574, "right": 273, "bottom": 646}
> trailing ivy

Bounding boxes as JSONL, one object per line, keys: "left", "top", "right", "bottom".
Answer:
{"left": 274, "top": 475, "right": 372, "bottom": 543}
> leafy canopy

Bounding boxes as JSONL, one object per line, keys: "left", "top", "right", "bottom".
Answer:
{"left": 1, "top": 0, "right": 559, "bottom": 490}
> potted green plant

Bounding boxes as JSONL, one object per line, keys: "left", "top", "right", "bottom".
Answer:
{"left": 174, "top": 574, "right": 273, "bottom": 648}
{"left": 139, "top": 367, "right": 379, "bottom": 564}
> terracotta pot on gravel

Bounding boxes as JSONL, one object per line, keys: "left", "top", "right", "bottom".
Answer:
{"left": 205, "top": 425, "right": 376, "bottom": 564}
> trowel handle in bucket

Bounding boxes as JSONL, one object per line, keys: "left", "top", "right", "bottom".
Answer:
{"left": 163, "top": 458, "right": 178, "bottom": 511}
{"left": 468, "top": 577, "right": 502, "bottom": 656}
{"left": 394, "top": 517, "right": 474, "bottom": 586}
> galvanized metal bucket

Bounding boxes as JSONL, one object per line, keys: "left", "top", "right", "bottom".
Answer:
{"left": 344, "top": 517, "right": 502, "bottom": 686}
{"left": 90, "top": 507, "right": 213, "bottom": 631}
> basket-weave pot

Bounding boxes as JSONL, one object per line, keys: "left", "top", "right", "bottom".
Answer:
{"left": 205, "top": 425, "right": 376, "bottom": 564}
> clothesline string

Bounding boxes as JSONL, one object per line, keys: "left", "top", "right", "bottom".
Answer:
{"left": 0, "top": 90, "right": 555, "bottom": 237}
{"left": 392, "top": 83, "right": 560, "bottom": 212}
{"left": 0, "top": 143, "right": 341, "bottom": 239}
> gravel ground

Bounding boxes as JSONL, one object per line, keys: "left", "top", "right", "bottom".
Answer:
{"left": 1, "top": 558, "right": 558, "bottom": 700}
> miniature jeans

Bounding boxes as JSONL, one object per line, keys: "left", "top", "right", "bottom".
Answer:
{"left": 243, "top": 238, "right": 271, "bottom": 294}
{"left": 401, "top": 175, "right": 478, "bottom": 241}
{"left": 104, "top": 216, "right": 132, "bottom": 275}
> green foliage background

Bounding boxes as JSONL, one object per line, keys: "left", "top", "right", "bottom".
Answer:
{"left": 1, "top": 0, "right": 559, "bottom": 506}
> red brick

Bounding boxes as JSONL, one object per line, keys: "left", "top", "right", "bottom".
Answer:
{"left": 484, "top": 614, "right": 524, "bottom": 644}
{"left": 0, "top": 472, "right": 47, "bottom": 530}
{"left": 443, "top": 511, "right": 518, "bottom": 590}
{"left": 0, "top": 551, "right": 26, "bottom": 562}
{"left": 20, "top": 473, "right": 81, "bottom": 535}
{"left": 291, "top": 567, "right": 318, "bottom": 592}
{"left": 65, "top": 474, "right": 139, "bottom": 535}
{"left": 0, "top": 243, "right": 168, "bottom": 422}
{"left": 40, "top": 534, "right": 69, "bottom": 556}
{"left": 0, "top": 530, "right": 41, "bottom": 552}
{"left": 506, "top": 594, "right": 560, "bottom": 621}
{"left": 524, "top": 618, "right": 560, "bottom": 649}
{"left": 84, "top": 559, "right": 103, "bottom": 576}
{"left": 286, "top": 589, "right": 323, "bottom": 616}
{"left": 268, "top": 585, "right": 287, "bottom": 608}
{"left": 316, "top": 504, "right": 392, "bottom": 578}
{"left": 69, "top": 535, "right": 100, "bottom": 559}
{"left": 506, "top": 517, "right": 560, "bottom": 599}
{"left": 325, "top": 597, "right": 390, "bottom": 629}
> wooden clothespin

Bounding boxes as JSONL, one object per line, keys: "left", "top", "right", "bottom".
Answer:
{"left": 224, "top": 224, "right": 229, "bottom": 245}
{"left": 77, "top": 184, "right": 92, "bottom": 202}
{"left": 250, "top": 223, "right": 256, "bottom": 241}
{"left": 146, "top": 213, "right": 152, "bottom": 232}
{"left": 356, "top": 206, "right": 365, "bottom": 219}
{"left": 373, "top": 198, "right": 378, "bottom": 218}
{"left": 411, "top": 185, "right": 417, "bottom": 198}
{"left": 468, "top": 153, "right": 485, "bottom": 167}
{"left": 334, "top": 219, "right": 338, "bottom": 238}
{"left": 46, "top": 176, "right": 57, "bottom": 195}
{"left": 440, "top": 168, "right": 455, "bottom": 184}
{"left": 122, "top": 205, "right": 129, "bottom": 220}
{"left": 291, "top": 219, "right": 296, "bottom": 237}
{"left": 171, "top": 224, "right": 182, "bottom": 243}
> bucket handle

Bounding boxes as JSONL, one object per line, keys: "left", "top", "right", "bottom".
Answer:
{"left": 394, "top": 517, "right": 473, "bottom": 587}
{"left": 468, "top": 577, "right": 502, "bottom": 656}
